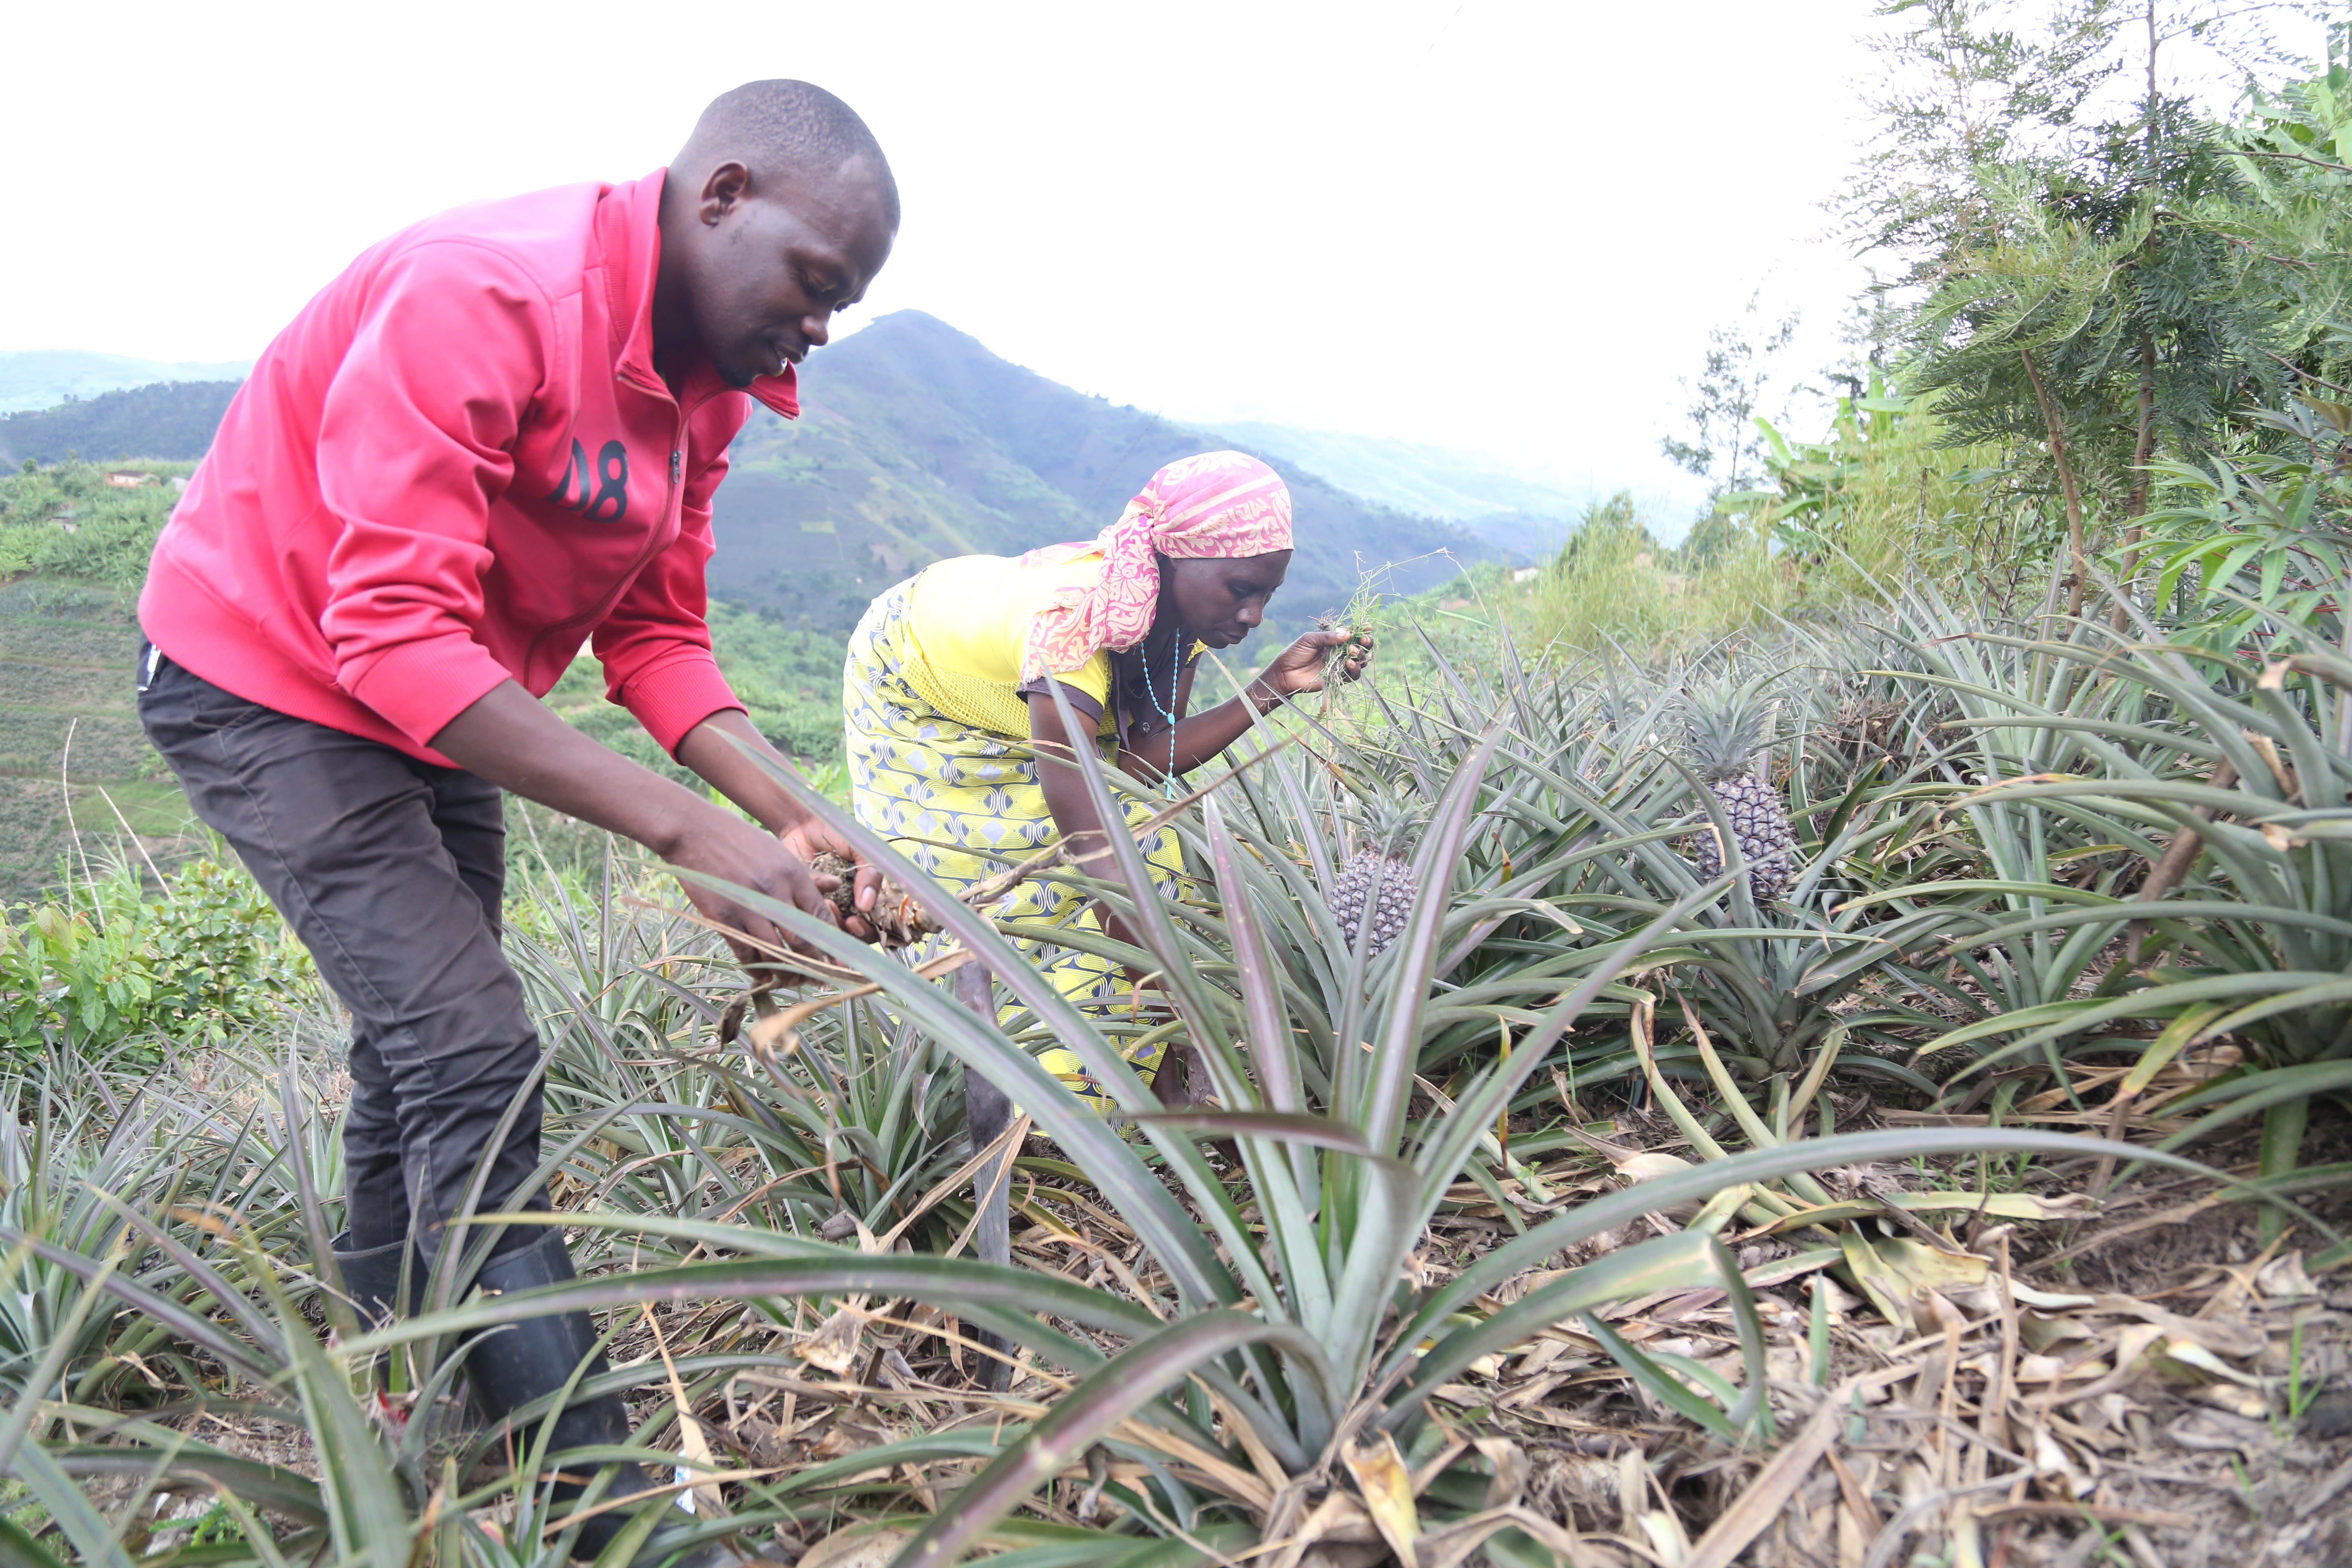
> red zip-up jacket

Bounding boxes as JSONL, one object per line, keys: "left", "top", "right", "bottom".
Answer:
{"left": 140, "top": 170, "right": 793, "bottom": 765}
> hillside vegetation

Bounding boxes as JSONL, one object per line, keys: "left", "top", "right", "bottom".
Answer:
{"left": 0, "top": 465, "right": 194, "bottom": 897}
{"left": 0, "top": 383, "right": 241, "bottom": 467}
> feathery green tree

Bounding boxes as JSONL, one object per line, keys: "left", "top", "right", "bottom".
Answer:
{"left": 1846, "top": 0, "right": 2328, "bottom": 616}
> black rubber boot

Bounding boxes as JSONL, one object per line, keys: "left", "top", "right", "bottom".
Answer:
{"left": 329, "top": 1232, "right": 427, "bottom": 1330}
{"left": 463, "top": 1230, "right": 762, "bottom": 1568}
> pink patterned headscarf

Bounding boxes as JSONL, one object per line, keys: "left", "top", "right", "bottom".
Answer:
{"left": 1019, "top": 451, "right": 1294, "bottom": 679}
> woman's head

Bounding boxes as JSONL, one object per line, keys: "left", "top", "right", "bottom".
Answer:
{"left": 1136, "top": 449, "right": 1296, "bottom": 646}
{"left": 1021, "top": 451, "right": 1296, "bottom": 677}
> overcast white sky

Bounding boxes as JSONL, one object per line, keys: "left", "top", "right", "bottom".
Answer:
{"left": 3, "top": 1, "right": 1931, "bottom": 511}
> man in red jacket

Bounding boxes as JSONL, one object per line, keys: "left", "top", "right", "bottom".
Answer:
{"left": 137, "top": 80, "right": 893, "bottom": 1562}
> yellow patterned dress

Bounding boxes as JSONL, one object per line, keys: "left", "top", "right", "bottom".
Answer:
{"left": 842, "top": 552, "right": 1194, "bottom": 1094}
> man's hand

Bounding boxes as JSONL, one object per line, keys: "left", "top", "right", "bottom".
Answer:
{"left": 429, "top": 681, "right": 866, "bottom": 963}
{"left": 662, "top": 808, "right": 855, "bottom": 965}
{"left": 778, "top": 815, "right": 884, "bottom": 940}
{"left": 1252, "top": 626, "right": 1376, "bottom": 706}
{"left": 675, "top": 708, "right": 882, "bottom": 944}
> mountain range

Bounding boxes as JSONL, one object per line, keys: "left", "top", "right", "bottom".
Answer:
{"left": 1190, "top": 419, "right": 1596, "bottom": 550}
{"left": 0, "top": 381, "right": 243, "bottom": 469}
{"left": 708, "top": 311, "right": 1521, "bottom": 635}
{"left": 0, "top": 316, "right": 1570, "bottom": 635}
{"left": 0, "top": 350, "right": 254, "bottom": 413}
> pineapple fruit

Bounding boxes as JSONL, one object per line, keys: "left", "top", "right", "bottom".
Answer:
{"left": 1682, "top": 683, "right": 1797, "bottom": 903}
{"left": 1328, "top": 795, "right": 1425, "bottom": 957}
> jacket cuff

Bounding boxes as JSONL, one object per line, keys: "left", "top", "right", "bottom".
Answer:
{"left": 622, "top": 653, "right": 744, "bottom": 757}
{"left": 341, "top": 637, "right": 514, "bottom": 751}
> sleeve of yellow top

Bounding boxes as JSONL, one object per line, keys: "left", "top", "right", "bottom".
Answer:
{"left": 1035, "top": 646, "right": 1113, "bottom": 709}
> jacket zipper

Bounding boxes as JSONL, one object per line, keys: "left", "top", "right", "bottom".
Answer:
{"left": 522, "top": 374, "right": 712, "bottom": 669}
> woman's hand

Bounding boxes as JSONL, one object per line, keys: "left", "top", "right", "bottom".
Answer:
{"left": 1250, "top": 626, "right": 1376, "bottom": 708}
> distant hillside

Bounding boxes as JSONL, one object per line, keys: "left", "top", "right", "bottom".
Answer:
{"left": 1194, "top": 419, "right": 1592, "bottom": 548}
{"left": 0, "top": 350, "right": 251, "bottom": 413}
{"left": 0, "top": 382, "right": 242, "bottom": 466}
{"left": 711, "top": 311, "right": 1497, "bottom": 637}
{"left": 0, "top": 458, "right": 204, "bottom": 900}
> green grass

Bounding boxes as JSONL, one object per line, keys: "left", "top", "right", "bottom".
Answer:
{"left": 0, "top": 551, "right": 176, "bottom": 900}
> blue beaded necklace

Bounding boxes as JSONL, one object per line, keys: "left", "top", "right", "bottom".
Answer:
{"left": 1136, "top": 625, "right": 1185, "bottom": 791}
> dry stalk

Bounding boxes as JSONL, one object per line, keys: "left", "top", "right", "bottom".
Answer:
{"left": 2111, "top": 758, "right": 2238, "bottom": 976}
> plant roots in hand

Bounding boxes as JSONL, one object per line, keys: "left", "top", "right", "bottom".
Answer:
{"left": 810, "top": 850, "right": 936, "bottom": 948}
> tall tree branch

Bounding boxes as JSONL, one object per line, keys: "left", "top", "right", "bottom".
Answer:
{"left": 2112, "top": 330, "right": 2158, "bottom": 633}
{"left": 2019, "top": 346, "right": 2091, "bottom": 620}
{"left": 2230, "top": 146, "right": 2352, "bottom": 177}
{"left": 2261, "top": 348, "right": 2352, "bottom": 400}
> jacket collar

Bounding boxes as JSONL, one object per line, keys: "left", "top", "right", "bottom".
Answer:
{"left": 601, "top": 169, "right": 800, "bottom": 419}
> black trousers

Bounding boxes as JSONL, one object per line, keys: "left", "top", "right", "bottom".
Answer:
{"left": 137, "top": 648, "right": 546, "bottom": 1260}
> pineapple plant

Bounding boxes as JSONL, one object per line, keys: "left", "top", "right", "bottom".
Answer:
{"left": 722, "top": 852, "right": 942, "bottom": 1038}
{"left": 1309, "top": 605, "right": 1376, "bottom": 712}
{"left": 1682, "top": 679, "right": 1797, "bottom": 904}
{"left": 1327, "top": 794, "right": 1427, "bottom": 957}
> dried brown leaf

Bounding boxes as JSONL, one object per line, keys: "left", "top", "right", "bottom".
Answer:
{"left": 795, "top": 1307, "right": 866, "bottom": 1374}
{"left": 1341, "top": 1431, "right": 1421, "bottom": 1568}
{"left": 797, "top": 1526, "right": 911, "bottom": 1568}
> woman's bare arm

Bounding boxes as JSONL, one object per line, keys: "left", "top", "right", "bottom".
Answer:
{"left": 1120, "top": 627, "right": 1372, "bottom": 784}
{"left": 1030, "top": 692, "right": 1146, "bottom": 949}
{"left": 1028, "top": 626, "right": 1372, "bottom": 927}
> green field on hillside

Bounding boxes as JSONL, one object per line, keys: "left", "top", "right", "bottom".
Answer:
{"left": 0, "top": 578, "right": 192, "bottom": 901}
{"left": 0, "top": 462, "right": 198, "bottom": 898}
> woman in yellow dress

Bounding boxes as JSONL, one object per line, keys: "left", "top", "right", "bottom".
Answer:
{"left": 843, "top": 450, "right": 1371, "bottom": 1096}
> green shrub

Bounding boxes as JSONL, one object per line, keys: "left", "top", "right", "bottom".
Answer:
{"left": 0, "top": 856, "right": 312, "bottom": 1054}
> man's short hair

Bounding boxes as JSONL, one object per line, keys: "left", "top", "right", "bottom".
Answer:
{"left": 683, "top": 80, "right": 900, "bottom": 228}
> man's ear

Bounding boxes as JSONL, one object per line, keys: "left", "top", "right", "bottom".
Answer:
{"left": 697, "top": 160, "right": 752, "bottom": 226}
